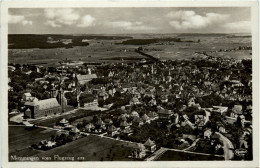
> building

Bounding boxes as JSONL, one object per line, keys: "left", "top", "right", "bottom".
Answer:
{"left": 22, "top": 92, "right": 38, "bottom": 102}
{"left": 24, "top": 98, "right": 62, "bottom": 119}
{"left": 212, "top": 106, "right": 228, "bottom": 115}
{"left": 76, "top": 74, "right": 97, "bottom": 85}
{"left": 107, "top": 125, "right": 118, "bottom": 137}
{"left": 157, "top": 108, "right": 174, "bottom": 119}
{"left": 144, "top": 138, "right": 156, "bottom": 153}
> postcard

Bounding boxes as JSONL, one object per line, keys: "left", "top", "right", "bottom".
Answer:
{"left": 1, "top": 1, "right": 259, "bottom": 168}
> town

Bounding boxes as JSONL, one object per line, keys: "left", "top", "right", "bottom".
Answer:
{"left": 8, "top": 49, "right": 252, "bottom": 161}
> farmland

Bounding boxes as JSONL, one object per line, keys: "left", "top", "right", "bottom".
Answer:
{"left": 8, "top": 34, "right": 252, "bottom": 67}
{"left": 9, "top": 126, "right": 139, "bottom": 162}
{"left": 34, "top": 135, "right": 139, "bottom": 161}
{"left": 9, "top": 126, "right": 57, "bottom": 159}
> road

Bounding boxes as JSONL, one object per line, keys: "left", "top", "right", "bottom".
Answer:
{"left": 216, "top": 132, "right": 234, "bottom": 160}
{"left": 183, "top": 138, "right": 200, "bottom": 151}
{"left": 145, "top": 147, "right": 167, "bottom": 161}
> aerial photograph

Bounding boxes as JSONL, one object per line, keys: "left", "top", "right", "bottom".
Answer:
{"left": 7, "top": 7, "right": 253, "bottom": 162}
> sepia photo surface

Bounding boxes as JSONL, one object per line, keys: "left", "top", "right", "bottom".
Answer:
{"left": 1, "top": 1, "right": 259, "bottom": 168}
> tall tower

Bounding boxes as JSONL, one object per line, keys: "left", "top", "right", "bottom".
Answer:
{"left": 57, "top": 88, "right": 65, "bottom": 112}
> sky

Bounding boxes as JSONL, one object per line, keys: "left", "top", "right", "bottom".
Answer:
{"left": 8, "top": 7, "right": 251, "bottom": 34}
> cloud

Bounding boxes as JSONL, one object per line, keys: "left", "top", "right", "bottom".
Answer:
{"left": 44, "top": 8, "right": 80, "bottom": 26}
{"left": 167, "top": 10, "right": 230, "bottom": 30}
{"left": 45, "top": 20, "right": 61, "bottom": 28}
{"left": 8, "top": 14, "right": 33, "bottom": 25}
{"left": 77, "top": 15, "right": 95, "bottom": 27}
{"left": 22, "top": 20, "right": 33, "bottom": 25}
{"left": 106, "top": 21, "right": 155, "bottom": 31}
{"left": 222, "top": 21, "right": 251, "bottom": 33}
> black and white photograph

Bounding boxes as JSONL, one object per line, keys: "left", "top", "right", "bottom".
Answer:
{"left": 1, "top": 1, "right": 259, "bottom": 168}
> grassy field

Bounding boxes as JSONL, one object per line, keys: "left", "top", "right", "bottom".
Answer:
{"left": 156, "top": 150, "right": 224, "bottom": 161}
{"left": 9, "top": 126, "right": 57, "bottom": 159}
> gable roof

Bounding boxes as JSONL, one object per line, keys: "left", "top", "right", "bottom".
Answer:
{"left": 144, "top": 138, "right": 155, "bottom": 146}
{"left": 24, "top": 92, "right": 32, "bottom": 97}
{"left": 59, "top": 118, "right": 69, "bottom": 124}
{"left": 108, "top": 125, "right": 117, "bottom": 132}
{"left": 77, "top": 74, "right": 97, "bottom": 81}
{"left": 76, "top": 74, "right": 97, "bottom": 85}
{"left": 24, "top": 98, "right": 60, "bottom": 110}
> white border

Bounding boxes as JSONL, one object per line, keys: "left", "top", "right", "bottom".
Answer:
{"left": 1, "top": 1, "right": 259, "bottom": 168}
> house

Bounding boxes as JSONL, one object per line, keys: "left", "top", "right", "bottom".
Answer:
{"left": 231, "top": 105, "right": 243, "bottom": 118}
{"left": 188, "top": 97, "right": 196, "bottom": 107}
{"left": 104, "top": 118, "right": 113, "bottom": 126}
{"left": 120, "top": 127, "right": 133, "bottom": 135}
{"left": 70, "top": 127, "right": 80, "bottom": 136}
{"left": 132, "top": 117, "right": 144, "bottom": 127}
{"left": 147, "top": 111, "right": 159, "bottom": 121}
{"left": 85, "top": 123, "right": 95, "bottom": 132}
{"left": 157, "top": 108, "right": 174, "bottom": 119}
{"left": 144, "top": 138, "right": 156, "bottom": 153}
{"left": 46, "top": 141, "right": 56, "bottom": 148}
{"left": 182, "top": 134, "right": 196, "bottom": 144}
{"left": 118, "top": 113, "right": 129, "bottom": 121}
{"left": 107, "top": 125, "right": 118, "bottom": 137}
{"left": 142, "top": 114, "right": 150, "bottom": 124}
{"left": 130, "top": 111, "right": 139, "bottom": 118}
{"left": 129, "top": 97, "right": 141, "bottom": 105}
{"left": 58, "top": 118, "right": 69, "bottom": 127}
{"left": 22, "top": 92, "right": 32, "bottom": 101}
{"left": 132, "top": 143, "right": 146, "bottom": 159}
{"left": 24, "top": 98, "right": 62, "bottom": 119}
{"left": 98, "top": 92, "right": 109, "bottom": 101}
{"left": 22, "top": 93, "right": 38, "bottom": 102}
{"left": 120, "top": 120, "right": 130, "bottom": 130}
{"left": 204, "top": 129, "right": 212, "bottom": 139}
{"left": 95, "top": 118, "right": 106, "bottom": 131}
{"left": 148, "top": 99, "right": 157, "bottom": 106}
{"left": 212, "top": 106, "right": 228, "bottom": 115}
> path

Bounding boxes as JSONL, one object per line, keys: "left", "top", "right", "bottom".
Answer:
{"left": 216, "top": 132, "right": 234, "bottom": 160}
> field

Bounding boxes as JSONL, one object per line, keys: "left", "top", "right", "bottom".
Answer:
{"left": 155, "top": 150, "right": 224, "bottom": 161}
{"left": 34, "top": 135, "right": 138, "bottom": 161}
{"left": 9, "top": 126, "right": 57, "bottom": 159}
{"left": 9, "top": 126, "right": 138, "bottom": 161}
{"left": 8, "top": 34, "right": 252, "bottom": 67}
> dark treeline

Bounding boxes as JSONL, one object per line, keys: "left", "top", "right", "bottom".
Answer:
{"left": 121, "top": 37, "right": 185, "bottom": 45}
{"left": 8, "top": 34, "right": 133, "bottom": 49}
